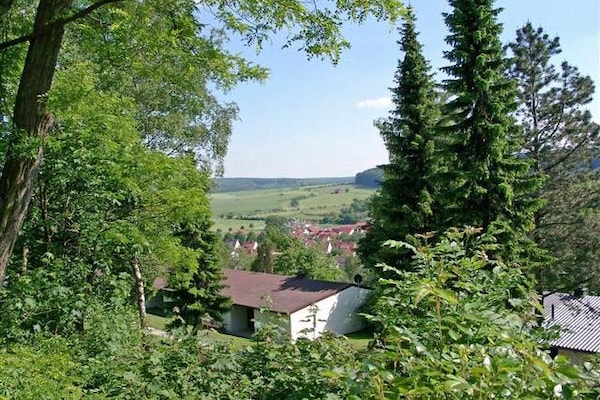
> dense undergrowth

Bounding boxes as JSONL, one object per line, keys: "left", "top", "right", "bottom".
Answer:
{"left": 1, "top": 229, "right": 599, "bottom": 399}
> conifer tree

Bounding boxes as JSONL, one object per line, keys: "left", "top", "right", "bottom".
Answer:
{"left": 171, "top": 223, "right": 232, "bottom": 327}
{"left": 359, "top": 8, "right": 439, "bottom": 271}
{"left": 439, "top": 0, "right": 543, "bottom": 261}
{"left": 506, "top": 23, "right": 600, "bottom": 292}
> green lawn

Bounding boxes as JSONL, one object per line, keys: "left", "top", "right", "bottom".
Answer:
{"left": 146, "top": 313, "right": 253, "bottom": 348}
{"left": 344, "top": 330, "right": 375, "bottom": 350}
{"left": 146, "top": 313, "right": 169, "bottom": 330}
{"left": 147, "top": 313, "right": 372, "bottom": 350}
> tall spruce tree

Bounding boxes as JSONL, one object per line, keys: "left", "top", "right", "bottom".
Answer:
{"left": 506, "top": 23, "right": 600, "bottom": 293}
{"left": 439, "top": 0, "right": 543, "bottom": 262}
{"left": 359, "top": 8, "right": 439, "bottom": 272}
{"left": 170, "top": 223, "right": 232, "bottom": 327}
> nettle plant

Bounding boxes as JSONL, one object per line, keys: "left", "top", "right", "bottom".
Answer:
{"left": 331, "top": 228, "right": 600, "bottom": 399}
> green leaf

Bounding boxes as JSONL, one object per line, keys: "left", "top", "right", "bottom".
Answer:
{"left": 555, "top": 364, "right": 580, "bottom": 380}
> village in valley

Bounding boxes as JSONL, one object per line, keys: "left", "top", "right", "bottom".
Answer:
{"left": 225, "top": 220, "right": 367, "bottom": 267}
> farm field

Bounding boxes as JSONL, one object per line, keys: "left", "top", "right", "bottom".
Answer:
{"left": 210, "top": 183, "right": 375, "bottom": 232}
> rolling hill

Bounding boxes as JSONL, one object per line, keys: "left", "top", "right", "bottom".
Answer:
{"left": 212, "top": 177, "right": 355, "bottom": 193}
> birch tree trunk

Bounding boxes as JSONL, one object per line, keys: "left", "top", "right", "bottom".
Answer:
{"left": 132, "top": 257, "right": 148, "bottom": 330}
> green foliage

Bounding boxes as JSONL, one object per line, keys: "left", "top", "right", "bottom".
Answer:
{"left": 251, "top": 238, "right": 276, "bottom": 274}
{"left": 0, "top": 337, "right": 84, "bottom": 400}
{"left": 202, "top": 0, "right": 405, "bottom": 64}
{"left": 0, "top": 261, "right": 131, "bottom": 344}
{"left": 3, "top": 3, "right": 600, "bottom": 400}
{"left": 0, "top": 307, "right": 358, "bottom": 400}
{"left": 1, "top": 0, "right": 403, "bottom": 292}
{"left": 323, "top": 197, "right": 370, "bottom": 224}
{"left": 63, "top": 0, "right": 263, "bottom": 175}
{"left": 1, "top": 60, "right": 227, "bottom": 336}
{"left": 335, "top": 228, "right": 600, "bottom": 399}
{"left": 239, "top": 319, "right": 360, "bottom": 399}
{"left": 251, "top": 215, "right": 342, "bottom": 280}
{"left": 264, "top": 215, "right": 291, "bottom": 236}
{"left": 251, "top": 216, "right": 342, "bottom": 281}
{"left": 506, "top": 22, "right": 600, "bottom": 293}
{"left": 273, "top": 239, "right": 342, "bottom": 281}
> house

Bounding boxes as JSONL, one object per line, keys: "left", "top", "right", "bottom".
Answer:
{"left": 221, "top": 269, "right": 370, "bottom": 340}
{"left": 543, "top": 292, "right": 600, "bottom": 362}
{"left": 241, "top": 240, "right": 258, "bottom": 254}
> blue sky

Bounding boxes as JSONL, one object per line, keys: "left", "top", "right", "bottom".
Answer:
{"left": 220, "top": 0, "right": 600, "bottom": 178}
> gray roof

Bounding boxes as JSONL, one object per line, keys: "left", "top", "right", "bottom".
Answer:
{"left": 544, "top": 293, "right": 600, "bottom": 353}
{"left": 222, "top": 269, "right": 353, "bottom": 314}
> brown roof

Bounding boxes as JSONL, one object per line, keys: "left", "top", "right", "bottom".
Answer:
{"left": 222, "top": 269, "right": 352, "bottom": 314}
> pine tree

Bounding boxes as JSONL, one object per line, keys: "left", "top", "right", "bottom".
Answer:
{"left": 439, "top": 0, "right": 543, "bottom": 262}
{"left": 358, "top": 8, "right": 439, "bottom": 272}
{"left": 506, "top": 23, "right": 600, "bottom": 292}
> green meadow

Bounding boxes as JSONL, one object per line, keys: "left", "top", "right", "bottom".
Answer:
{"left": 210, "top": 184, "right": 375, "bottom": 232}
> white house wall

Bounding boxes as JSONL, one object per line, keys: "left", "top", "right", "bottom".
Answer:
{"left": 289, "top": 286, "right": 370, "bottom": 340}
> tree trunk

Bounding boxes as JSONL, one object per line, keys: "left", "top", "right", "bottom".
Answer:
{"left": 21, "top": 245, "right": 28, "bottom": 274}
{"left": 0, "top": 0, "right": 72, "bottom": 286}
{"left": 132, "top": 257, "right": 148, "bottom": 330}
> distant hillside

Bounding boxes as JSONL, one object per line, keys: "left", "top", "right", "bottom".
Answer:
{"left": 212, "top": 177, "right": 354, "bottom": 192}
{"left": 210, "top": 183, "right": 375, "bottom": 232}
{"left": 355, "top": 167, "right": 383, "bottom": 188}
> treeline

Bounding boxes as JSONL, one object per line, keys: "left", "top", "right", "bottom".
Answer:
{"left": 354, "top": 167, "right": 383, "bottom": 188}
{"left": 212, "top": 177, "right": 354, "bottom": 192}
{"left": 321, "top": 198, "right": 370, "bottom": 224}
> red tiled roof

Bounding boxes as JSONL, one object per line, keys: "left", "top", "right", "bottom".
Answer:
{"left": 222, "top": 269, "right": 352, "bottom": 314}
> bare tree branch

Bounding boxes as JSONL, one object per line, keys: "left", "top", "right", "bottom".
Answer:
{"left": 0, "top": 0, "right": 124, "bottom": 51}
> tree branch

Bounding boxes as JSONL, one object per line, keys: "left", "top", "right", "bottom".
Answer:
{"left": 542, "top": 135, "right": 589, "bottom": 173}
{"left": 0, "top": 0, "right": 124, "bottom": 51}
{"left": 541, "top": 277, "right": 594, "bottom": 299}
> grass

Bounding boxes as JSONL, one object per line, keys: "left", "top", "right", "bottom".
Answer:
{"left": 210, "top": 183, "right": 375, "bottom": 232}
{"left": 146, "top": 313, "right": 253, "bottom": 348}
{"left": 147, "top": 313, "right": 372, "bottom": 350}
{"left": 146, "top": 313, "right": 168, "bottom": 330}
{"left": 344, "top": 329, "right": 375, "bottom": 350}
{"left": 212, "top": 218, "right": 265, "bottom": 233}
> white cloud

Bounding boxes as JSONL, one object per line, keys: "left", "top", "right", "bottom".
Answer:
{"left": 355, "top": 96, "right": 392, "bottom": 109}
